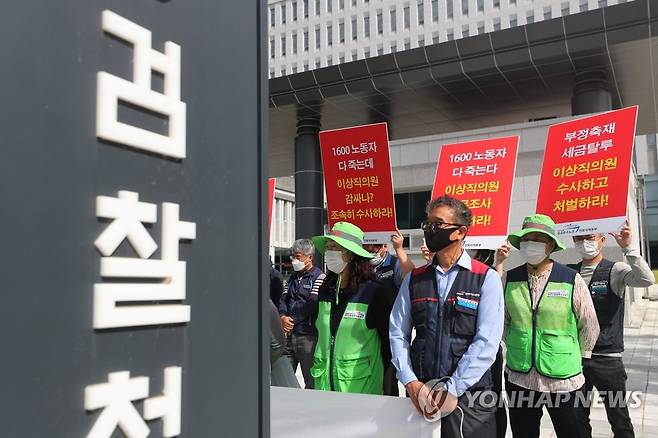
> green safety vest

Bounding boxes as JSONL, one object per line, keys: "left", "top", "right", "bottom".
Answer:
{"left": 310, "top": 280, "right": 383, "bottom": 395}
{"left": 504, "top": 262, "right": 582, "bottom": 379}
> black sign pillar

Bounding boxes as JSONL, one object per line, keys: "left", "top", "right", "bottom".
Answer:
{"left": 1, "top": 1, "right": 268, "bottom": 437}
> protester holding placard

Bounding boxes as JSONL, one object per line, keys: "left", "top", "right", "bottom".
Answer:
{"left": 363, "top": 232, "right": 415, "bottom": 396}
{"left": 500, "top": 214, "right": 599, "bottom": 438}
{"left": 310, "top": 222, "right": 391, "bottom": 395}
{"left": 389, "top": 195, "right": 504, "bottom": 437}
{"left": 568, "top": 221, "right": 653, "bottom": 438}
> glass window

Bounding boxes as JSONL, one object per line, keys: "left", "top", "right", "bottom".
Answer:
{"left": 281, "top": 35, "right": 286, "bottom": 56}
{"left": 462, "top": 25, "right": 469, "bottom": 37}
{"left": 404, "top": 38, "right": 410, "bottom": 50}
{"left": 303, "top": 62, "right": 309, "bottom": 71}
{"left": 293, "top": 32, "right": 298, "bottom": 54}
{"left": 364, "top": 48, "right": 370, "bottom": 58}
{"left": 509, "top": 0, "right": 516, "bottom": 5}
{"left": 418, "top": 35, "right": 425, "bottom": 46}
{"left": 339, "top": 54, "right": 345, "bottom": 63}
{"left": 377, "top": 10, "right": 383, "bottom": 34}
{"left": 292, "top": 65, "right": 297, "bottom": 74}
{"left": 432, "top": 32, "right": 440, "bottom": 44}
{"left": 304, "top": 30, "right": 309, "bottom": 51}
{"left": 493, "top": 0, "right": 499, "bottom": 8}
{"left": 270, "top": 69, "right": 275, "bottom": 78}
{"left": 327, "top": 56, "right": 333, "bottom": 66}
{"left": 377, "top": 45, "right": 383, "bottom": 55}
{"left": 493, "top": 17, "right": 501, "bottom": 30}
{"left": 316, "top": 0, "right": 321, "bottom": 15}
{"left": 477, "top": 0, "right": 484, "bottom": 12}
{"left": 509, "top": 14, "right": 517, "bottom": 27}
{"left": 270, "top": 38, "right": 275, "bottom": 58}
{"left": 282, "top": 4, "right": 286, "bottom": 24}
{"left": 293, "top": 1, "right": 298, "bottom": 20}
{"left": 281, "top": 66, "right": 286, "bottom": 76}
{"left": 579, "top": 0, "right": 588, "bottom": 12}
{"left": 561, "top": 2, "right": 570, "bottom": 16}
{"left": 339, "top": 21, "right": 345, "bottom": 43}
{"left": 270, "top": 7, "right": 275, "bottom": 27}
{"left": 432, "top": 0, "right": 439, "bottom": 22}
{"left": 544, "top": 6, "right": 552, "bottom": 20}
{"left": 315, "top": 58, "right": 321, "bottom": 68}
{"left": 352, "top": 0, "right": 357, "bottom": 6}
{"left": 352, "top": 17, "right": 358, "bottom": 40}
{"left": 327, "top": 24, "right": 333, "bottom": 46}
{"left": 327, "top": 0, "right": 332, "bottom": 12}
{"left": 351, "top": 49, "right": 358, "bottom": 60}
{"left": 462, "top": 0, "right": 468, "bottom": 16}
{"left": 598, "top": 0, "right": 607, "bottom": 7}
{"left": 477, "top": 21, "right": 484, "bottom": 34}
{"left": 315, "top": 26, "right": 321, "bottom": 48}
{"left": 391, "top": 42, "right": 397, "bottom": 52}
{"left": 418, "top": 1, "right": 425, "bottom": 25}
{"left": 340, "top": 0, "right": 345, "bottom": 9}
{"left": 364, "top": 13, "right": 370, "bottom": 38}
{"left": 447, "top": 29, "right": 454, "bottom": 40}
{"left": 447, "top": 0, "right": 453, "bottom": 18}
{"left": 304, "top": 0, "right": 309, "bottom": 18}
{"left": 404, "top": 5, "right": 410, "bottom": 28}
{"left": 390, "top": 8, "right": 397, "bottom": 32}
{"left": 526, "top": 10, "right": 534, "bottom": 23}
{"left": 394, "top": 191, "right": 431, "bottom": 230}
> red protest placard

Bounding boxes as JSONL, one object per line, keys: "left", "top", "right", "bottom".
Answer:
{"left": 432, "top": 136, "right": 519, "bottom": 249}
{"left": 536, "top": 106, "right": 638, "bottom": 236}
{"left": 268, "top": 178, "right": 276, "bottom": 234}
{"left": 319, "top": 122, "right": 396, "bottom": 243}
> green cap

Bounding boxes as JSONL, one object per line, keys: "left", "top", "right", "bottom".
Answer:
{"left": 312, "top": 222, "right": 374, "bottom": 259}
{"left": 507, "top": 214, "right": 566, "bottom": 252}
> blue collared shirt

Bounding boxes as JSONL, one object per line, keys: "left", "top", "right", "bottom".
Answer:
{"left": 389, "top": 251, "right": 504, "bottom": 397}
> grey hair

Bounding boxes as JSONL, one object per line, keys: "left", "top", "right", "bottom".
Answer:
{"left": 291, "top": 238, "right": 315, "bottom": 256}
{"left": 426, "top": 195, "right": 473, "bottom": 227}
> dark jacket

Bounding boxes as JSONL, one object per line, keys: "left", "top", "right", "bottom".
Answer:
{"left": 278, "top": 266, "right": 325, "bottom": 335}
{"left": 270, "top": 266, "right": 284, "bottom": 306}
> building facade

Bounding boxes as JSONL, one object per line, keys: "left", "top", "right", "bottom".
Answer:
{"left": 268, "top": 0, "right": 627, "bottom": 78}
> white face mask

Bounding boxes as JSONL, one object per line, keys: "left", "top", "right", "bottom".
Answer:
{"left": 519, "top": 241, "right": 549, "bottom": 266}
{"left": 291, "top": 257, "right": 307, "bottom": 272}
{"left": 575, "top": 239, "right": 601, "bottom": 260}
{"left": 325, "top": 250, "right": 348, "bottom": 274}
{"left": 369, "top": 251, "right": 385, "bottom": 266}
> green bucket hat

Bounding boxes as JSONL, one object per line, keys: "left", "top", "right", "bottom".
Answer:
{"left": 507, "top": 214, "right": 566, "bottom": 252}
{"left": 312, "top": 222, "right": 374, "bottom": 259}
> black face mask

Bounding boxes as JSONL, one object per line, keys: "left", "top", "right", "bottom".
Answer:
{"left": 424, "top": 227, "right": 460, "bottom": 253}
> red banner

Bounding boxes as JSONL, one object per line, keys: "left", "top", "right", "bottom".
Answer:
{"left": 319, "top": 123, "right": 396, "bottom": 243}
{"left": 268, "top": 178, "right": 276, "bottom": 235}
{"left": 431, "top": 136, "right": 519, "bottom": 249}
{"left": 536, "top": 106, "right": 638, "bottom": 236}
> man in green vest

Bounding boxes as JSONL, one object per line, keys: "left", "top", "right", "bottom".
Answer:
{"left": 500, "top": 214, "right": 600, "bottom": 438}
{"left": 310, "top": 222, "right": 390, "bottom": 395}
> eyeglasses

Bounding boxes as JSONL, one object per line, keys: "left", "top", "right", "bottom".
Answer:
{"left": 420, "top": 220, "right": 464, "bottom": 233}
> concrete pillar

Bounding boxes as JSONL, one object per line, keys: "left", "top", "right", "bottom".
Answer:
{"left": 571, "top": 69, "right": 612, "bottom": 115}
{"left": 294, "top": 112, "right": 324, "bottom": 255}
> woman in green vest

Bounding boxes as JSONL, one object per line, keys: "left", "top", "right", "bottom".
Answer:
{"left": 498, "top": 214, "right": 600, "bottom": 438}
{"left": 310, "top": 221, "right": 391, "bottom": 395}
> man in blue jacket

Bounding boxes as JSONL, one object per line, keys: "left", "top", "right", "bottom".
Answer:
{"left": 279, "top": 238, "right": 325, "bottom": 389}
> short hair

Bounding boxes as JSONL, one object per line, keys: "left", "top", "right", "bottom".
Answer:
{"left": 291, "top": 238, "right": 315, "bottom": 256}
{"left": 425, "top": 195, "right": 473, "bottom": 227}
